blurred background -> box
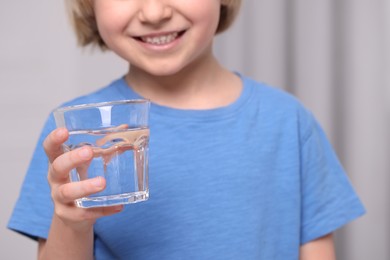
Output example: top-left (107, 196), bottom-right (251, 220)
top-left (1, 0), bottom-right (389, 259)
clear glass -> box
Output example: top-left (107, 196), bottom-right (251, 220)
top-left (53, 100), bottom-right (150, 208)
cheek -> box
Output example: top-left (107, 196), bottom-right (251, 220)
top-left (194, 6), bottom-right (221, 40)
top-left (176, 0), bottom-right (220, 30)
top-left (198, 3), bottom-right (220, 29)
top-left (94, 4), bottom-right (132, 41)
top-left (96, 16), bottom-right (121, 40)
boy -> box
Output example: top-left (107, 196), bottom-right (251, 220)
top-left (9, 0), bottom-right (364, 259)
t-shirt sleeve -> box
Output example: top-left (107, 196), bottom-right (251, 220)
top-left (7, 114), bottom-right (56, 241)
top-left (299, 113), bottom-right (365, 244)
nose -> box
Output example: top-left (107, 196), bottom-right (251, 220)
top-left (138, 0), bottom-right (173, 24)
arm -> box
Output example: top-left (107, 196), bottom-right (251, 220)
top-left (299, 233), bottom-right (336, 260)
top-left (38, 215), bottom-right (94, 260)
top-left (38, 128), bottom-right (123, 260)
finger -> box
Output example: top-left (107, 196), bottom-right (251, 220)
top-left (84, 205), bottom-right (124, 219)
top-left (54, 203), bottom-right (123, 224)
top-left (63, 205), bottom-right (124, 222)
top-left (55, 176), bottom-right (106, 204)
top-left (50, 146), bottom-right (93, 184)
top-left (43, 128), bottom-right (69, 163)
top-left (76, 159), bottom-right (91, 181)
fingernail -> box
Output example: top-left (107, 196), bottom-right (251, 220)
top-left (78, 147), bottom-right (91, 159)
top-left (91, 177), bottom-right (103, 188)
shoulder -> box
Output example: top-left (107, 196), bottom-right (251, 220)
top-left (242, 75), bottom-right (300, 108)
top-left (241, 74), bottom-right (315, 131)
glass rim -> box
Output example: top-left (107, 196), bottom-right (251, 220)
top-left (53, 99), bottom-right (150, 113)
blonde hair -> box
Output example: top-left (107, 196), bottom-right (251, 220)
top-left (65, 0), bottom-right (242, 49)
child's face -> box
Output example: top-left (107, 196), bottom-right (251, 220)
top-left (93, 0), bottom-right (221, 76)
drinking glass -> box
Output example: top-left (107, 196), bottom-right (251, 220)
top-left (53, 99), bottom-right (150, 208)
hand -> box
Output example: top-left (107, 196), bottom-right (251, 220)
top-left (43, 128), bottom-right (123, 231)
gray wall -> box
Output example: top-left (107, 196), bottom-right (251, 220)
top-left (1, 1), bottom-right (389, 259)
top-left (0, 1), bottom-right (126, 258)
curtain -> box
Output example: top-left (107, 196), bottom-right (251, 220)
top-left (215, 1), bottom-right (390, 259)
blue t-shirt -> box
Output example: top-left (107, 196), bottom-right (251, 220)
top-left (8, 75), bottom-right (365, 259)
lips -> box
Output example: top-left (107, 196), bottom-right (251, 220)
top-left (135, 30), bottom-right (186, 46)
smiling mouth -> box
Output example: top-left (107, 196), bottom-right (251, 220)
top-left (135, 30), bottom-right (186, 45)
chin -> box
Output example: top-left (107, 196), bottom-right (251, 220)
top-left (145, 66), bottom-right (184, 77)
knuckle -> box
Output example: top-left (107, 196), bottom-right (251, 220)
top-left (47, 165), bottom-right (53, 182)
top-left (58, 185), bottom-right (70, 201)
top-left (54, 206), bottom-right (67, 219)
top-left (50, 157), bottom-right (71, 183)
top-left (52, 171), bottom-right (68, 184)
top-left (50, 190), bottom-right (57, 202)
top-left (50, 160), bottom-right (62, 175)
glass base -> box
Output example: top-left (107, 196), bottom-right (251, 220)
top-left (75, 191), bottom-right (149, 208)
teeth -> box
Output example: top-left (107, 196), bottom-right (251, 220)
top-left (141, 32), bottom-right (179, 45)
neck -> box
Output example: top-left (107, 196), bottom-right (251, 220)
top-left (125, 51), bottom-right (241, 110)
